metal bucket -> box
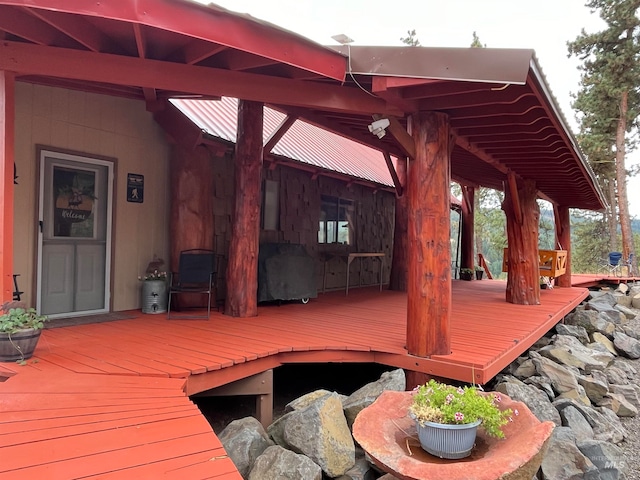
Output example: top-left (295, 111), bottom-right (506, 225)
top-left (141, 280), bottom-right (168, 314)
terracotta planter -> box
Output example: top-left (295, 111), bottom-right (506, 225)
top-left (414, 418), bottom-right (481, 459)
top-left (0, 328), bottom-right (41, 362)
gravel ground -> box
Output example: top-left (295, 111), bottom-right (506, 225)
top-left (615, 356), bottom-right (640, 480)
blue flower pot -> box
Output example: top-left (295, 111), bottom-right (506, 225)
top-left (415, 419), bottom-right (481, 459)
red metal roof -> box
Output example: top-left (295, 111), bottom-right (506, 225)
top-left (172, 97), bottom-right (397, 187)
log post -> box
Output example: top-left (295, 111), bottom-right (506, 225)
top-left (225, 100), bottom-right (263, 317)
top-left (389, 156), bottom-right (408, 291)
top-left (502, 178), bottom-right (540, 304)
top-left (406, 111), bottom-right (451, 357)
top-left (0, 71), bottom-right (14, 302)
top-left (554, 205), bottom-right (572, 288)
top-left (460, 185), bottom-right (475, 272)
top-left (169, 144), bottom-right (215, 308)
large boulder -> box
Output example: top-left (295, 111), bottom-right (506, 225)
top-left (540, 427), bottom-right (599, 480)
top-left (218, 417), bottom-right (275, 478)
top-left (553, 399), bottom-right (627, 444)
top-left (530, 351), bottom-right (589, 404)
top-left (559, 405), bottom-right (594, 443)
top-left (555, 324), bottom-right (590, 344)
top-left (248, 445), bottom-right (322, 480)
top-left (613, 331), bottom-right (640, 359)
top-left (495, 379), bottom-right (561, 426)
top-left (597, 392), bottom-right (638, 417)
top-left (284, 392), bottom-right (355, 477)
top-left (342, 369), bottom-right (405, 428)
top-left (577, 439), bottom-right (628, 480)
top-left (591, 332), bottom-right (617, 356)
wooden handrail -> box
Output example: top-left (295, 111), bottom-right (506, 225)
top-left (477, 253), bottom-right (493, 279)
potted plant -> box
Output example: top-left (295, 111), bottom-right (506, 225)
top-left (139, 255), bottom-right (168, 314)
top-left (459, 268), bottom-right (474, 281)
top-left (409, 379), bottom-right (512, 459)
top-left (0, 301), bottom-right (48, 363)
top-left (475, 265), bottom-right (485, 280)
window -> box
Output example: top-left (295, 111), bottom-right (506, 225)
top-left (262, 179), bottom-right (279, 230)
top-left (318, 195), bottom-right (354, 244)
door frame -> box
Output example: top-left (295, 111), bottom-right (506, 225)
top-left (36, 146), bottom-right (115, 318)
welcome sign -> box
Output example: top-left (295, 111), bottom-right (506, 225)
top-left (53, 166), bottom-right (96, 238)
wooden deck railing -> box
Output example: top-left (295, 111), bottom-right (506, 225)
top-left (502, 249), bottom-right (567, 278)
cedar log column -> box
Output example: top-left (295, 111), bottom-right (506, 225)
top-left (554, 205), bottom-right (572, 288)
top-left (406, 111), bottom-right (451, 357)
top-left (225, 100), bottom-right (263, 317)
top-left (169, 144), bottom-right (214, 308)
top-left (0, 71), bottom-right (14, 302)
top-left (460, 185), bottom-right (475, 272)
top-left (502, 178), bottom-right (540, 304)
top-left (389, 156), bottom-right (408, 291)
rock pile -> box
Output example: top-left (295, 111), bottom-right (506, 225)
top-left (218, 282), bottom-right (640, 479)
top-left (494, 282), bottom-right (640, 479)
top-left (219, 369), bottom-right (405, 479)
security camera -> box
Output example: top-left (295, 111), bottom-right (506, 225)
top-left (368, 118), bottom-right (390, 139)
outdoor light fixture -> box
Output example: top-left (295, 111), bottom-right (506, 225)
top-left (368, 118), bottom-right (390, 139)
top-left (331, 34), bottom-right (354, 45)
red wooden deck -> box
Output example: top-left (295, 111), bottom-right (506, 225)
top-left (572, 273), bottom-right (640, 288)
top-left (0, 280), bottom-right (588, 479)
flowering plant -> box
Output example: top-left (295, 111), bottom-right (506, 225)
top-left (139, 255), bottom-right (167, 281)
top-left (139, 270), bottom-right (167, 281)
top-left (409, 380), bottom-right (513, 438)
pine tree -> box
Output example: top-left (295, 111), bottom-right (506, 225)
top-left (568, 0), bottom-right (640, 270)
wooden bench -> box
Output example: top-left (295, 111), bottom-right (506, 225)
top-left (502, 249), bottom-right (567, 278)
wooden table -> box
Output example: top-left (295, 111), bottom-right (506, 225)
top-left (322, 252), bottom-right (385, 295)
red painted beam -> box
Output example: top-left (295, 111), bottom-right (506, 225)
top-left (0, 0), bottom-right (347, 81)
top-left (0, 71), bottom-right (14, 302)
top-left (0, 41), bottom-right (387, 115)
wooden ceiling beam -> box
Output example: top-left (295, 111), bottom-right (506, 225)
top-left (264, 115), bottom-right (297, 153)
top-left (0, 41), bottom-right (396, 116)
top-left (23, 7), bottom-right (108, 52)
top-left (373, 114), bottom-right (415, 159)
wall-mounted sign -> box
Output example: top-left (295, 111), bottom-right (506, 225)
top-left (127, 173), bottom-right (144, 203)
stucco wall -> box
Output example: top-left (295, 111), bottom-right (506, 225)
top-left (14, 83), bottom-right (170, 311)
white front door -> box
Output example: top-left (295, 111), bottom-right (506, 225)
top-left (37, 149), bottom-right (113, 318)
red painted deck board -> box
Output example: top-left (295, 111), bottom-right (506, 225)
top-left (0, 280), bottom-right (588, 478)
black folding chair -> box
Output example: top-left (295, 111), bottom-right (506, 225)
top-left (167, 249), bottom-right (216, 319)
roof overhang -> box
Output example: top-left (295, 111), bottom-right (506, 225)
top-left (0, 0), bottom-right (606, 211)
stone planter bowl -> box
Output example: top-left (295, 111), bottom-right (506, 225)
top-left (353, 390), bottom-right (555, 480)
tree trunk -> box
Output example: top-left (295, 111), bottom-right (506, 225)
top-left (606, 179), bottom-right (618, 253)
top-left (615, 91), bottom-right (635, 271)
top-left (225, 100), bottom-right (263, 318)
top-left (460, 185), bottom-right (475, 271)
top-left (502, 178), bottom-right (540, 305)
top-left (406, 111), bottom-right (451, 357)
top-left (170, 144), bottom-right (215, 308)
top-left (389, 157), bottom-right (408, 291)
top-left (474, 188), bottom-right (483, 267)
top-left (554, 205), bottom-right (572, 288)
